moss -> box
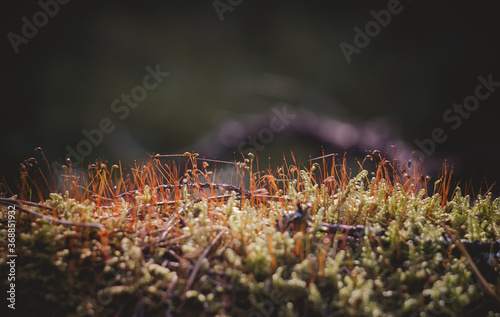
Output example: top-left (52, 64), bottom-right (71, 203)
top-left (1, 155), bottom-right (499, 316)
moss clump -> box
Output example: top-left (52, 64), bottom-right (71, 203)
top-left (1, 153), bottom-right (499, 316)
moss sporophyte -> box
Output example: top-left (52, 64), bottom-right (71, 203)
top-left (0, 151), bottom-right (499, 316)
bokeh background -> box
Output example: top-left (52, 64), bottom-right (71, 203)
top-left (1, 1), bottom-right (500, 194)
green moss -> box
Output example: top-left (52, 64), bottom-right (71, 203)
top-left (1, 163), bottom-right (500, 316)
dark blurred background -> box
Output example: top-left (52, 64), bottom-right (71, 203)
top-left (1, 1), bottom-right (499, 194)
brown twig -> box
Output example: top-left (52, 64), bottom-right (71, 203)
top-left (125, 189), bottom-right (287, 220)
top-left (0, 198), bottom-right (103, 229)
top-left (180, 229), bottom-right (227, 310)
top-left (116, 182), bottom-right (244, 198)
top-left (441, 222), bottom-right (500, 308)
top-left (0, 197), bottom-right (55, 211)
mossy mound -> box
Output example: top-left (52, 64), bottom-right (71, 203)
top-left (1, 155), bottom-right (499, 316)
